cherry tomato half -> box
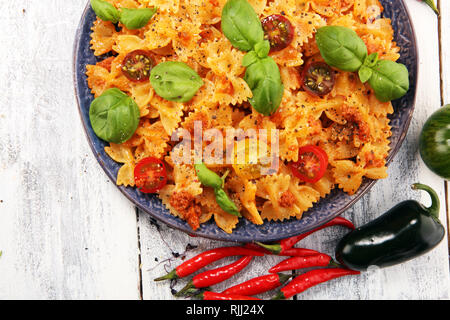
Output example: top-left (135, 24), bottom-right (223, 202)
top-left (121, 50), bottom-right (154, 82)
top-left (301, 61), bottom-right (335, 97)
top-left (134, 157), bottom-right (167, 193)
top-left (262, 14), bottom-right (295, 52)
top-left (290, 145), bottom-right (329, 183)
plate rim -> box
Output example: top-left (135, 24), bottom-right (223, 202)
top-left (72, 0), bottom-right (418, 242)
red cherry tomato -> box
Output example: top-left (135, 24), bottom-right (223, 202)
top-left (134, 157), bottom-right (167, 193)
top-left (262, 14), bottom-right (295, 52)
top-left (121, 50), bottom-right (154, 82)
top-left (301, 61), bottom-right (335, 97)
top-left (290, 146), bottom-right (329, 183)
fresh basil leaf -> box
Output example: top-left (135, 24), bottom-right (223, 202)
top-left (244, 56), bottom-right (284, 116)
top-left (150, 61), bottom-right (204, 103)
top-left (242, 51), bottom-right (259, 67)
top-left (194, 163), bottom-right (224, 189)
top-left (363, 52), bottom-right (379, 68)
top-left (254, 40), bottom-right (270, 58)
top-left (89, 88), bottom-right (140, 144)
top-left (358, 65), bottom-right (373, 83)
top-left (90, 0), bottom-right (121, 23)
top-left (359, 53), bottom-right (378, 83)
top-left (316, 26), bottom-right (368, 72)
top-left (214, 188), bottom-right (241, 217)
top-left (120, 7), bottom-right (157, 30)
top-left (221, 0), bottom-right (264, 52)
top-left (368, 60), bottom-right (409, 102)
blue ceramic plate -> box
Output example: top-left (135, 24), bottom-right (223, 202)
top-left (73, 0), bottom-right (418, 242)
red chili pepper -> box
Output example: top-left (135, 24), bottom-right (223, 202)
top-left (222, 273), bottom-right (292, 296)
top-left (243, 243), bottom-right (272, 254)
top-left (278, 248), bottom-right (321, 257)
top-left (256, 216), bottom-right (355, 255)
top-left (269, 253), bottom-right (339, 274)
top-left (196, 291), bottom-right (262, 300)
top-left (154, 247), bottom-right (264, 281)
top-left (272, 268), bottom-right (360, 300)
top-left (175, 256), bottom-right (253, 297)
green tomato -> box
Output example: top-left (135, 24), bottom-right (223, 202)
top-left (419, 105), bottom-right (450, 180)
top-left (89, 88), bottom-right (140, 144)
top-left (150, 61), bottom-right (203, 103)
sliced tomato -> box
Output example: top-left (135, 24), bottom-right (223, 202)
top-left (121, 50), bottom-right (154, 82)
top-left (134, 157), bottom-right (167, 193)
top-left (262, 14), bottom-right (295, 52)
top-left (290, 145), bottom-right (328, 183)
top-left (301, 61), bottom-right (335, 97)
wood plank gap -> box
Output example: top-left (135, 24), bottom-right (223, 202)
top-left (136, 207), bottom-right (144, 300)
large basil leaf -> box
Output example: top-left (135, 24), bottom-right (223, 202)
top-left (244, 56), bottom-right (284, 116)
top-left (90, 0), bottom-right (121, 23)
top-left (120, 7), bottom-right (157, 30)
top-left (221, 0), bottom-right (264, 52)
top-left (316, 26), bottom-right (368, 72)
top-left (89, 88), bottom-right (140, 144)
top-left (150, 61), bottom-right (204, 103)
top-left (368, 60), bottom-right (410, 102)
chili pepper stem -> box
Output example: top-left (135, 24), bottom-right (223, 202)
top-left (174, 281), bottom-right (196, 297)
top-left (329, 259), bottom-right (341, 267)
top-left (255, 242), bottom-right (281, 254)
top-left (423, 0), bottom-right (439, 15)
top-left (271, 292), bottom-right (286, 300)
top-left (154, 269), bottom-right (178, 282)
top-left (412, 183), bottom-right (440, 220)
top-left (278, 273), bottom-right (294, 284)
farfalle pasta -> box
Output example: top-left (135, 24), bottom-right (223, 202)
top-left (87, 0), bottom-right (400, 234)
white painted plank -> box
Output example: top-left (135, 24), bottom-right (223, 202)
top-left (139, 0), bottom-right (449, 300)
top-left (0, 1), bottom-right (141, 299)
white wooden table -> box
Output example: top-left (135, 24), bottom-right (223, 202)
top-left (0, 0), bottom-right (449, 300)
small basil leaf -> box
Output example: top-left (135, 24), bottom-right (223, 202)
top-left (90, 0), bottom-right (121, 23)
top-left (242, 51), bottom-right (259, 67)
top-left (363, 52), bottom-right (379, 68)
top-left (316, 26), bottom-right (368, 72)
top-left (358, 65), bottom-right (373, 83)
top-left (244, 56), bottom-right (284, 116)
top-left (150, 61), bottom-right (204, 103)
top-left (368, 60), bottom-right (410, 102)
top-left (89, 88), bottom-right (140, 144)
top-left (194, 163), bottom-right (223, 189)
top-left (254, 40), bottom-right (270, 58)
top-left (119, 7), bottom-right (157, 30)
top-left (221, 0), bottom-right (264, 52)
top-left (214, 188), bottom-right (241, 217)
